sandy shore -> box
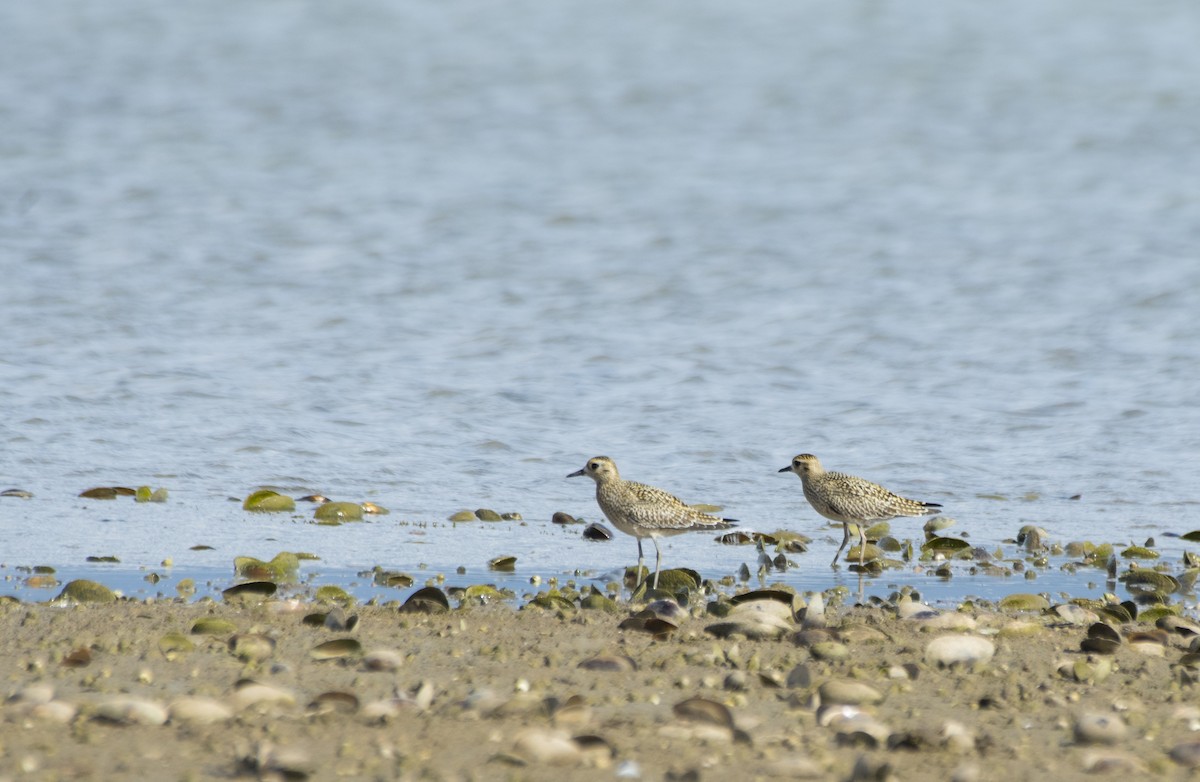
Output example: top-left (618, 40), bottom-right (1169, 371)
top-left (2, 586), bottom-right (1199, 781)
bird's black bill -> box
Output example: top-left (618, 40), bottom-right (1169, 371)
top-left (777, 466), bottom-right (792, 473)
top-left (566, 468), bottom-right (586, 478)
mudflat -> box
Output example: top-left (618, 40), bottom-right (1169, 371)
top-left (2, 591), bottom-right (1198, 781)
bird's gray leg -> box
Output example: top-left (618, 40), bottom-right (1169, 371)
top-left (858, 524), bottom-right (867, 567)
top-left (651, 537), bottom-right (662, 590)
top-left (636, 538), bottom-right (646, 590)
top-left (832, 522), bottom-right (851, 566)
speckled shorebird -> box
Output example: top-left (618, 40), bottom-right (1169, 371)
top-left (568, 456), bottom-right (737, 590)
top-left (779, 454), bottom-right (942, 567)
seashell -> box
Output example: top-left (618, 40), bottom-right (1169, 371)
top-left (231, 681), bottom-right (297, 712)
top-left (400, 586), bottom-right (449, 614)
top-left (1054, 603), bottom-right (1099, 625)
top-left (618, 614), bottom-right (676, 638)
top-left (1120, 569), bottom-right (1179, 594)
top-left (1074, 713), bottom-right (1128, 745)
top-left (1159, 615), bottom-right (1200, 637)
top-left (362, 649), bottom-right (403, 672)
top-left (552, 695), bottom-right (591, 726)
top-left (309, 691), bottom-right (359, 715)
top-left (1080, 751), bottom-right (1143, 773)
top-left (191, 617), bottom-right (237, 635)
top-left (1086, 622), bottom-right (1122, 643)
top-left (1170, 741), bottom-right (1200, 768)
top-left (924, 635), bottom-right (995, 668)
top-left (829, 712), bottom-right (892, 749)
top-left (448, 510), bottom-right (476, 522)
top-left (837, 623), bottom-right (891, 645)
top-left (572, 734), bottom-right (616, 766)
top-left (0, 488), bottom-right (33, 498)
top-left (229, 633), bottom-right (276, 662)
top-left (672, 696), bottom-right (751, 744)
top-left (706, 599), bottom-right (793, 640)
top-left (240, 742), bottom-right (312, 778)
top-left (922, 536), bottom-right (970, 554)
top-left (919, 613), bottom-right (978, 631)
top-left (360, 699), bottom-right (403, 723)
top-left (998, 593), bottom-right (1049, 611)
top-left (242, 490), bottom-right (295, 512)
top-left (809, 641), bottom-right (851, 662)
top-left (314, 585), bottom-right (354, 606)
top-left (579, 593), bottom-right (620, 612)
top-left (577, 654), bottom-right (637, 673)
top-left (157, 632), bottom-right (195, 660)
top-left (645, 598), bottom-right (689, 623)
top-left (551, 511), bottom-right (578, 525)
top-left (488, 555), bottom-right (517, 571)
top-left (792, 627), bottom-right (837, 647)
top-left (169, 697), bottom-right (233, 725)
top-left (310, 638), bottom-right (363, 661)
top-left (818, 679), bottom-right (884, 706)
top-left (654, 568), bottom-right (701, 592)
top-left (55, 580), bottom-right (117, 604)
top-left (581, 523), bottom-right (612, 541)
top-left (1066, 658), bottom-right (1113, 683)
top-left (897, 596), bottom-right (937, 620)
top-left (95, 697), bottom-right (168, 726)
top-left (12, 683), bottom-right (56, 705)
top-left (30, 701), bottom-right (77, 724)
top-left (1080, 637), bottom-right (1121, 655)
top-left (717, 531), bottom-right (755, 545)
top-left (923, 517), bottom-right (955, 534)
top-left (222, 581), bottom-right (277, 601)
top-left (314, 501), bottom-right (365, 522)
top-left (512, 727), bottom-right (582, 765)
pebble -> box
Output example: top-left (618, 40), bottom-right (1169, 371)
top-left (818, 679), bottom-right (884, 706)
top-left (167, 696), bottom-right (232, 725)
top-left (1169, 741), bottom-right (1200, 768)
top-left (1080, 750), bottom-right (1143, 773)
top-left (363, 649), bottom-right (404, 672)
top-left (924, 635), bottom-right (995, 668)
top-left (810, 641), bottom-right (851, 661)
top-left (512, 727), bottom-right (582, 765)
top-left (231, 682), bottom-right (297, 712)
top-left (95, 697), bottom-right (169, 726)
top-left (706, 602), bottom-right (793, 640)
top-left (29, 701), bottom-right (77, 724)
top-left (1073, 713), bottom-right (1128, 745)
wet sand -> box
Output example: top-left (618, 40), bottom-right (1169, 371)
top-left (2, 590), bottom-right (1198, 781)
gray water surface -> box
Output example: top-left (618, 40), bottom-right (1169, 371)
top-left (2, 1), bottom-right (1198, 605)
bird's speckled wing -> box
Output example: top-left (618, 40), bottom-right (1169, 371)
top-left (819, 472), bottom-right (935, 521)
top-left (608, 480), bottom-right (733, 532)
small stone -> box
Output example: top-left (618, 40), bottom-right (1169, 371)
top-left (810, 641), bottom-right (851, 662)
top-left (925, 635), bottom-right (995, 668)
top-left (1074, 713), bottom-right (1128, 746)
top-left (512, 728), bottom-right (581, 765)
top-left (169, 697), bottom-right (233, 725)
top-left (363, 649), bottom-right (404, 672)
top-left (818, 679), bottom-right (884, 706)
top-left (30, 701), bottom-right (77, 724)
top-left (1169, 741), bottom-right (1200, 768)
top-left (95, 697), bottom-right (169, 726)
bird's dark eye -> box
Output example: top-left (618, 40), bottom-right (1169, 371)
top-left (588, 462), bottom-right (598, 470)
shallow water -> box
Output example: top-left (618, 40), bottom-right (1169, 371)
top-left (2, 1), bottom-right (1198, 606)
